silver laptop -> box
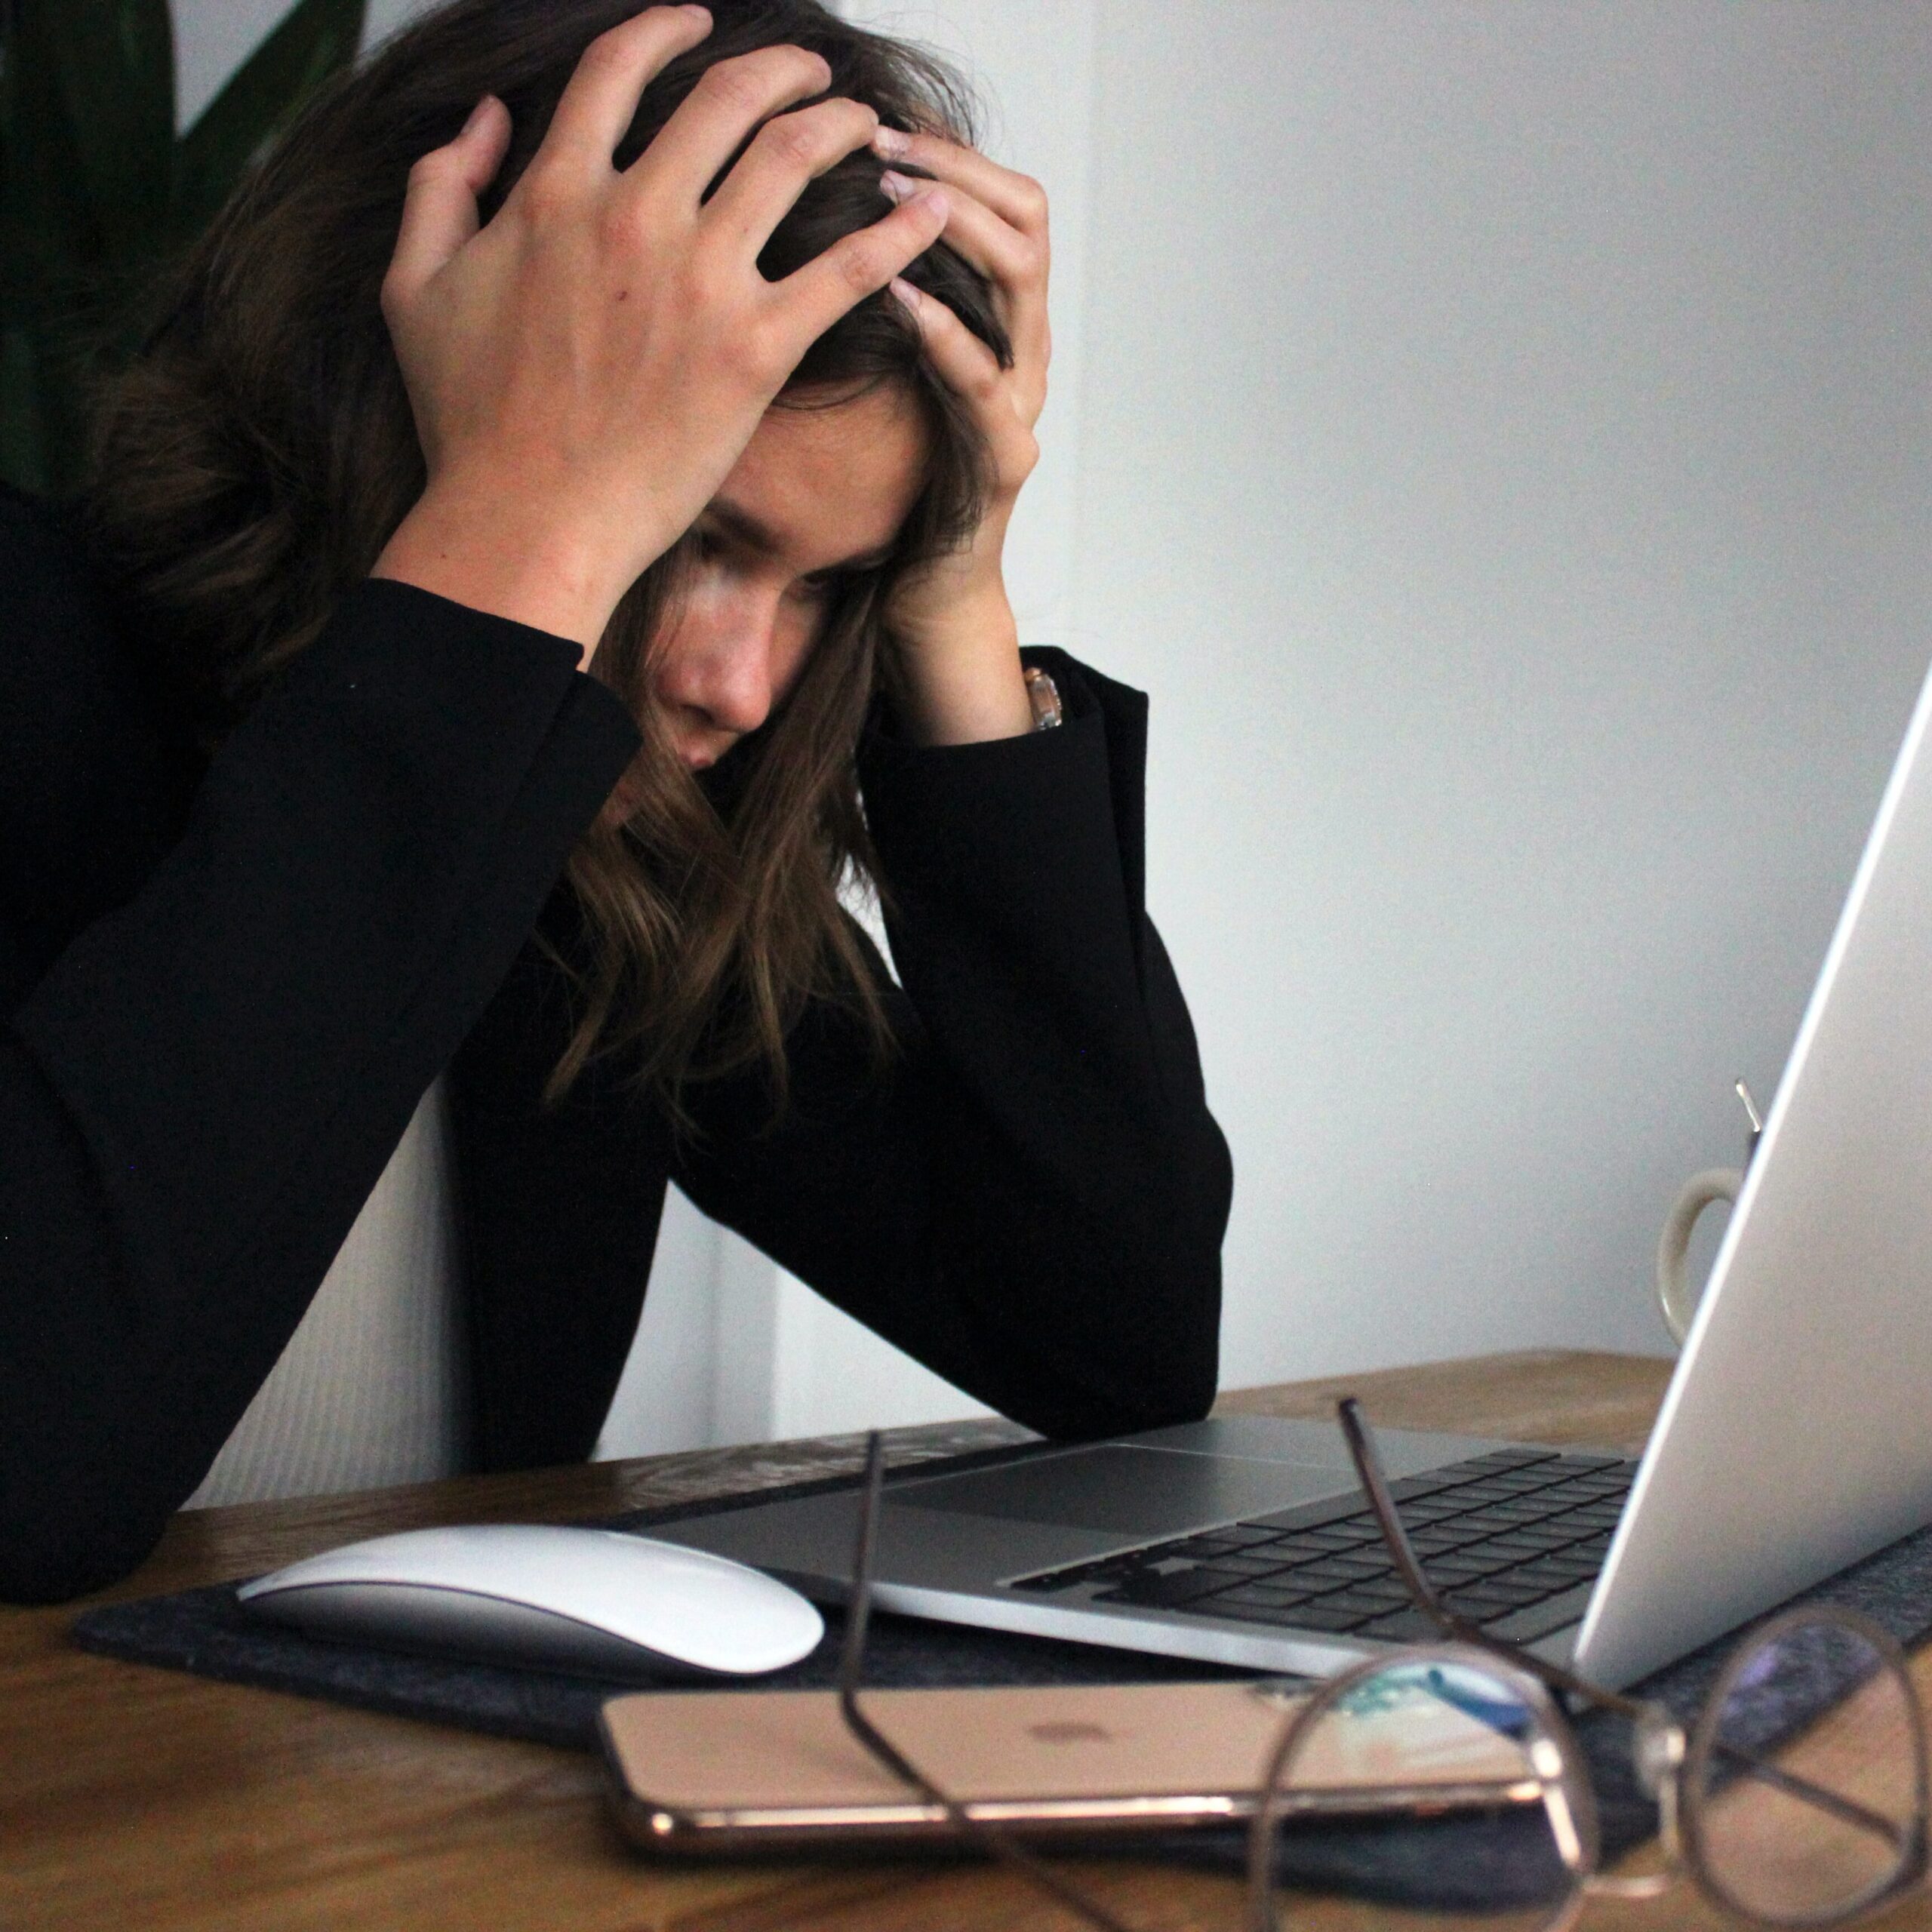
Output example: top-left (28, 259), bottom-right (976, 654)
top-left (661, 651), bottom-right (1932, 1691)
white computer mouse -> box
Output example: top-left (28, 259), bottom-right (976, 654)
top-left (235, 1524), bottom-right (825, 1680)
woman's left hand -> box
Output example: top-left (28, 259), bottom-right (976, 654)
top-left (872, 128), bottom-right (1048, 746)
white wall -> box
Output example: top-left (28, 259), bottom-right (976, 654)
top-left (171, 2), bottom-right (1932, 1445)
top-left (1069, 2), bottom-right (1932, 1383)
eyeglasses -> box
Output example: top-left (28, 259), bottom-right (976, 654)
top-left (834, 1409), bottom-right (1930, 1930)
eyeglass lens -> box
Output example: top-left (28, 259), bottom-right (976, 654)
top-left (1687, 1615), bottom-right (1923, 1924)
top-left (1253, 1652), bottom-right (1589, 1932)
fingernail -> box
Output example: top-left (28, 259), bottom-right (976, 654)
top-left (915, 187), bottom-right (949, 221)
top-left (461, 95), bottom-right (494, 135)
top-left (878, 169), bottom-right (915, 205)
top-left (873, 125), bottom-right (909, 158)
top-left (889, 276), bottom-right (921, 312)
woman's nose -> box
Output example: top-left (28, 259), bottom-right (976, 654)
top-left (672, 593), bottom-right (778, 738)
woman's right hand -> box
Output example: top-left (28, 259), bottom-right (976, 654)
top-left (371, 5), bottom-right (949, 660)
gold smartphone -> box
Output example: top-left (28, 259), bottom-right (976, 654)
top-left (599, 1678), bottom-right (1537, 1854)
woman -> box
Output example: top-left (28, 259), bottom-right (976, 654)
top-left (0, 0), bottom-right (1230, 1602)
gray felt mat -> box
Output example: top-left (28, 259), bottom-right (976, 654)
top-left (72, 1460), bottom-right (1932, 1912)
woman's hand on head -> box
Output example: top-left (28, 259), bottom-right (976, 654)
top-left (872, 130), bottom-right (1051, 746)
top-left (371, 5), bottom-right (949, 660)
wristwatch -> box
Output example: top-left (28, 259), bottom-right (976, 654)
top-left (1023, 665), bottom-right (1063, 731)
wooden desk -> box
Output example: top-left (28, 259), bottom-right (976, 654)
top-left (3, 1349), bottom-right (1921, 1930)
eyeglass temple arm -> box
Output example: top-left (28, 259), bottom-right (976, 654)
top-left (834, 1433), bottom-right (1146, 1932)
top-left (835, 1432), bottom-right (940, 1792)
top-left (1340, 1399), bottom-right (1915, 1852)
top-left (1337, 1397), bottom-right (1651, 1721)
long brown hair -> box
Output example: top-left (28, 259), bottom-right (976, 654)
top-left (83, 0), bottom-right (1009, 1115)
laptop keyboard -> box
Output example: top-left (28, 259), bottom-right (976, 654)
top-left (1007, 1446), bottom-right (1637, 1646)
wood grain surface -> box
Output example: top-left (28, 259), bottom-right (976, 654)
top-left (8, 1349), bottom-right (1924, 1932)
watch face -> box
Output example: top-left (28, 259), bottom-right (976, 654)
top-left (1024, 666), bottom-right (1063, 730)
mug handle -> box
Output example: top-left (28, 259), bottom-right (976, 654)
top-left (1656, 1168), bottom-right (1743, 1346)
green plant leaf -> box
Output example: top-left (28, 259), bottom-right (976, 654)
top-left (172, 0), bottom-right (366, 244)
top-left (0, 316), bottom-right (90, 498)
top-left (0, 321), bottom-right (51, 497)
top-left (41, 0), bottom-right (176, 266)
top-left (1, 0), bottom-right (119, 288)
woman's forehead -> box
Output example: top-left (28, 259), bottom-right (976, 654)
top-left (706, 385), bottom-right (930, 573)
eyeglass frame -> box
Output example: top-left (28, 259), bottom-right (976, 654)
top-left (830, 1409), bottom-right (1932, 1932)
top-left (1249, 1399), bottom-right (1931, 1929)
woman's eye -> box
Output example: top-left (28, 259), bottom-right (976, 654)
top-left (794, 569), bottom-right (871, 608)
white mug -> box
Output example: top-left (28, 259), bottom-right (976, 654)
top-left (1656, 1084), bottom-right (1763, 1348)
top-left (1655, 1167), bottom-right (1742, 1346)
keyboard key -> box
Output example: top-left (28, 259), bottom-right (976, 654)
top-left (1480, 1498), bottom-right (1561, 1521)
top-left (1484, 1586), bottom-right (1596, 1643)
top-left (1486, 1467), bottom-right (1576, 1491)
top-left (1418, 1546), bottom-right (1492, 1571)
top-left (1515, 1537), bottom-right (1592, 1568)
top-left (1211, 1582), bottom-right (1315, 1609)
top-left (1453, 1530), bottom-right (1546, 1561)
top-left (1510, 1572), bottom-right (1589, 1601)
top-left (1442, 1569), bottom-right (1543, 1598)
top-left (1291, 1553), bottom-right (1383, 1584)
top-left (1250, 1494), bottom-right (1381, 1534)
top-left (1475, 1576), bottom-right (1553, 1604)
top-left (1473, 1540), bottom-right (1563, 1564)
top-left (1209, 1600), bottom-right (1324, 1629)
top-left (1291, 1525), bottom-right (1379, 1551)
top-left (1441, 1484), bottom-right (1524, 1506)
top-left (1451, 1541), bottom-right (1534, 1567)
top-left (1411, 1531), bottom-right (1489, 1558)
top-left (1407, 1524), bottom-right (1477, 1546)
top-left (1210, 1603), bottom-right (1300, 1628)
top-left (1395, 1499), bottom-right (1466, 1523)
top-left (1339, 1579), bottom-right (1414, 1607)
top-left (1361, 1608), bottom-right (1447, 1642)
top-left (1380, 1477), bottom-right (1457, 1504)
top-left (1167, 1533), bottom-right (1262, 1556)
top-left (1294, 1541), bottom-right (1382, 1565)
top-left (1185, 1525), bottom-right (1284, 1549)
top-left (1346, 1555), bottom-right (1402, 1578)
top-left (1537, 1555), bottom-right (1603, 1580)
top-left (1484, 1531), bottom-right (1570, 1554)
top-left (1444, 1588), bottom-right (1544, 1620)
top-left (1445, 1546), bottom-right (1519, 1572)
top-left (1094, 1567), bottom-right (1253, 1608)
top-left (1317, 1590), bottom-right (1407, 1620)
top-left (1276, 1555), bottom-right (1359, 1579)
top-left (1278, 1601), bottom-right (1378, 1632)
top-left (1201, 1552), bottom-right (1296, 1577)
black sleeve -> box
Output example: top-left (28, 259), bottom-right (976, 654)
top-left (0, 563), bottom-right (639, 1602)
top-left (669, 648), bottom-right (1232, 1441)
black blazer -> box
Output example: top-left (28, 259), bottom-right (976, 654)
top-left (0, 488), bottom-right (1232, 1603)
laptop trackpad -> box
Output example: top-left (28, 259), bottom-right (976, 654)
top-left (889, 1444), bottom-right (1355, 1539)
